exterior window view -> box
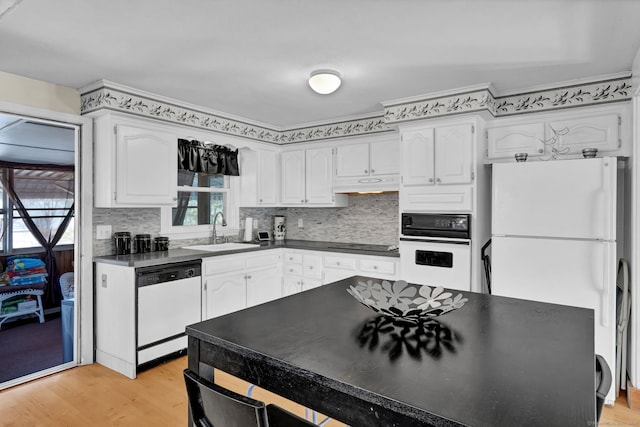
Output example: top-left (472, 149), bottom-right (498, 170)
top-left (1, 1), bottom-right (640, 426)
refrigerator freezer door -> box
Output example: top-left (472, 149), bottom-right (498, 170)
top-left (492, 157), bottom-right (616, 240)
top-left (492, 236), bottom-right (616, 403)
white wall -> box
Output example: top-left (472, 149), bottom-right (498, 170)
top-left (0, 72), bottom-right (93, 370)
top-left (0, 70), bottom-right (80, 114)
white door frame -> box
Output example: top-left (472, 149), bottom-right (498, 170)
top-left (0, 101), bottom-right (93, 370)
top-left (630, 88), bottom-right (640, 387)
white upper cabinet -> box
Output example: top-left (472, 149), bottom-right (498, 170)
top-left (335, 143), bottom-right (370, 177)
top-left (281, 147), bottom-right (347, 206)
top-left (485, 105), bottom-right (629, 162)
top-left (370, 139), bottom-right (400, 176)
top-left (334, 136), bottom-right (400, 193)
top-left (93, 114), bottom-right (178, 208)
top-left (306, 147), bottom-right (334, 204)
top-left (487, 122), bottom-right (546, 159)
top-left (401, 124), bottom-right (472, 186)
top-left (550, 113), bottom-right (620, 153)
top-left (257, 150), bottom-right (278, 205)
top-left (239, 147), bottom-right (279, 207)
top-left (281, 150), bottom-right (307, 204)
top-left (400, 128), bottom-right (435, 186)
top-left (435, 124), bottom-right (473, 184)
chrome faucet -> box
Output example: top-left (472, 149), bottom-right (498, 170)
top-left (211, 211), bottom-right (227, 244)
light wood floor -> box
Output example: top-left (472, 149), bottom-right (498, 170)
top-left (0, 356), bottom-right (637, 426)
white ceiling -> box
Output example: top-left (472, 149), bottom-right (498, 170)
top-left (0, 0), bottom-right (640, 129)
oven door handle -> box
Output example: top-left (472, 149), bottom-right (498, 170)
top-left (399, 237), bottom-right (470, 245)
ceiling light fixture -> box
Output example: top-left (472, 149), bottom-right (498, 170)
top-left (308, 70), bottom-right (341, 95)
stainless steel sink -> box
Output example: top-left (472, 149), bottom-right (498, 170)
top-left (183, 243), bottom-right (260, 252)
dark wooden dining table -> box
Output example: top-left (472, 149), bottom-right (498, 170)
top-left (186, 276), bottom-right (596, 426)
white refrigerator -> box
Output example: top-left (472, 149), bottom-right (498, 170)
top-left (491, 157), bottom-right (619, 404)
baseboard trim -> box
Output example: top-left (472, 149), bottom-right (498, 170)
top-left (626, 380), bottom-right (640, 409)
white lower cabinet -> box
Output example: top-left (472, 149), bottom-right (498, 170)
top-left (283, 251), bottom-right (323, 295)
top-left (203, 248), bottom-right (399, 317)
top-left (246, 264), bottom-right (282, 306)
top-left (203, 271), bottom-right (247, 319)
top-left (323, 254), bottom-right (358, 284)
top-left (202, 251), bottom-right (282, 320)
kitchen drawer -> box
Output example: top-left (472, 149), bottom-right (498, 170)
top-left (247, 252), bottom-right (282, 269)
top-left (203, 255), bottom-right (245, 275)
top-left (284, 252), bottom-right (303, 264)
top-left (303, 255), bottom-right (323, 279)
top-left (284, 264), bottom-right (303, 276)
top-left (324, 255), bottom-right (357, 270)
top-left (360, 259), bottom-right (396, 276)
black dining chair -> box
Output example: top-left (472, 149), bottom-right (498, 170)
top-left (183, 369), bottom-right (316, 427)
top-left (595, 354), bottom-right (612, 423)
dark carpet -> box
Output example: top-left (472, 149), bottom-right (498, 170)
top-left (0, 314), bottom-right (63, 383)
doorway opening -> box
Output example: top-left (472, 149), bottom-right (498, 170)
top-left (0, 112), bottom-right (78, 387)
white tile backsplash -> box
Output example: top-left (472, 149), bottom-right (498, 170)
top-left (93, 193), bottom-right (399, 256)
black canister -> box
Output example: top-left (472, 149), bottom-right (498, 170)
top-left (154, 236), bottom-right (170, 251)
top-left (114, 232), bottom-right (131, 255)
top-left (134, 234), bottom-right (152, 253)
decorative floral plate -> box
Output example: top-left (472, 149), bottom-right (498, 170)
top-left (347, 279), bottom-right (468, 319)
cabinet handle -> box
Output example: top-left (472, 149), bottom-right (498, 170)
top-left (435, 178), bottom-right (441, 183)
top-left (259, 198), bottom-right (263, 202)
top-left (289, 268), bottom-right (294, 272)
top-left (305, 199), bottom-right (308, 203)
top-left (373, 265), bottom-right (378, 270)
top-left (538, 148), bottom-right (544, 153)
top-left (364, 169), bottom-right (368, 174)
top-left (247, 275), bottom-right (252, 279)
top-left (309, 266), bottom-right (314, 269)
top-left (336, 261), bottom-right (340, 266)
top-left (428, 178), bottom-right (434, 183)
top-left (289, 257), bottom-right (293, 261)
top-left (371, 169), bottom-right (375, 173)
top-left (301, 199), bottom-right (305, 203)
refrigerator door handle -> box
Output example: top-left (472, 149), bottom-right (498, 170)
top-left (601, 243), bottom-right (612, 327)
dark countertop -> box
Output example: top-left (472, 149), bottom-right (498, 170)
top-left (93, 239), bottom-right (399, 268)
top-left (187, 276), bottom-right (596, 427)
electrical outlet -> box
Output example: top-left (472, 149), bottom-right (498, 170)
top-left (298, 218), bottom-right (303, 228)
top-left (253, 220), bottom-right (258, 229)
top-left (96, 225), bottom-right (112, 239)
top-left (101, 273), bottom-right (107, 288)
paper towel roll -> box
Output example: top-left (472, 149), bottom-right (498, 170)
top-left (243, 217), bottom-right (253, 241)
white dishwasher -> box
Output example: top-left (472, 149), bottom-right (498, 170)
top-left (136, 260), bottom-right (202, 369)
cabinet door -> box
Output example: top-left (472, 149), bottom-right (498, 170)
top-left (246, 265), bottom-right (282, 307)
top-left (401, 128), bottom-right (435, 186)
top-left (305, 147), bottom-right (334, 204)
top-left (435, 124), bottom-right (472, 185)
top-left (301, 278), bottom-right (323, 291)
top-left (282, 275), bottom-right (301, 296)
top-left (335, 143), bottom-right (369, 177)
top-left (281, 150), bottom-right (306, 205)
top-left (115, 124), bottom-right (177, 206)
top-left (203, 271), bottom-right (246, 320)
top-left (370, 139), bottom-right (399, 176)
top-left (257, 150), bottom-right (278, 205)
top-left (303, 254), bottom-right (323, 279)
top-left (487, 122), bottom-right (546, 159)
top-left (551, 113), bottom-right (620, 153)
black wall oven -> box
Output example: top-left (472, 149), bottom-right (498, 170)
top-left (399, 213), bottom-right (471, 291)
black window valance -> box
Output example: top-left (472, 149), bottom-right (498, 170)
top-left (177, 138), bottom-right (239, 176)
